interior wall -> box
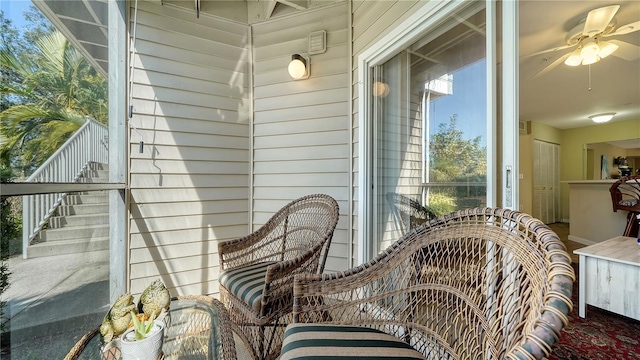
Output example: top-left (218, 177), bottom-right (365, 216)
top-left (251, 3), bottom-right (350, 272)
top-left (127, 2), bottom-right (251, 296)
top-left (560, 118), bottom-right (640, 221)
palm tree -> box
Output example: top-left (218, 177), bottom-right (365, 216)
top-left (0, 30), bottom-right (107, 176)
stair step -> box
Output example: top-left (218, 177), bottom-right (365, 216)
top-left (48, 213), bottom-right (109, 228)
top-left (27, 237), bottom-right (109, 258)
top-left (64, 194), bottom-right (108, 205)
top-left (57, 203), bottom-right (109, 216)
top-left (37, 224), bottom-right (109, 242)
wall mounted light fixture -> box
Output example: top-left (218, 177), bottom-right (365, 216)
top-left (288, 54), bottom-right (309, 80)
top-left (589, 112), bottom-right (616, 123)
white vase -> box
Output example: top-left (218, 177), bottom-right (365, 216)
top-left (119, 320), bottom-right (165, 360)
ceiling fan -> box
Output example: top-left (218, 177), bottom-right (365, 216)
top-left (526, 4), bottom-right (640, 79)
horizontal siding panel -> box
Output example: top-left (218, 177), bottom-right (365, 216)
top-left (130, 160), bottom-right (248, 175)
top-left (131, 278), bottom-right (219, 297)
top-left (135, 18), bottom-right (247, 57)
top-left (129, 127), bottom-right (248, 149)
top-left (132, 84), bottom-right (243, 112)
top-left (130, 257), bottom-right (220, 279)
top-left (130, 241), bottom-right (222, 261)
top-left (253, 144), bottom-right (349, 161)
top-left (134, 115), bottom-right (248, 136)
top-left (131, 188), bottom-right (248, 203)
top-left (130, 145), bottom-right (248, 162)
top-left (254, 159), bottom-right (349, 174)
top-left (254, 103), bottom-right (349, 123)
top-left (130, 174), bottom-right (249, 189)
top-left (132, 99), bottom-right (250, 124)
top-left (252, 187), bottom-right (350, 201)
top-left (133, 70), bottom-right (247, 100)
top-left (130, 226), bottom-right (247, 247)
top-left (254, 116), bottom-right (346, 136)
top-left (136, 38), bottom-right (243, 73)
top-left (255, 88), bottom-right (349, 111)
top-left (135, 53), bottom-right (248, 86)
top-left (254, 130), bottom-right (348, 148)
top-left (253, 173), bottom-right (349, 187)
top-left (130, 212), bottom-right (246, 234)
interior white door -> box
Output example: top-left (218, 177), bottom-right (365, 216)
top-left (533, 139), bottom-right (560, 223)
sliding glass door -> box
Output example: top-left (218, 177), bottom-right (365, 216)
top-left (359, 1), bottom-right (516, 259)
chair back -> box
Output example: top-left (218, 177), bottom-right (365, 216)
top-left (254, 194), bottom-right (339, 274)
top-left (293, 208), bottom-right (574, 359)
top-left (609, 175), bottom-right (640, 212)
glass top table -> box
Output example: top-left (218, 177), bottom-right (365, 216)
top-left (65, 295), bottom-right (237, 360)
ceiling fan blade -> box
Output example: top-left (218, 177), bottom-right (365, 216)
top-left (520, 43), bottom-right (575, 59)
top-left (528, 53), bottom-right (571, 80)
top-left (583, 5), bottom-right (620, 37)
top-left (609, 40), bottom-right (640, 61)
top-left (604, 20), bottom-right (640, 36)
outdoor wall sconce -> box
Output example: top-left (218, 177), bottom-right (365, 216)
top-left (288, 54), bottom-right (310, 80)
top-left (372, 81), bottom-right (390, 97)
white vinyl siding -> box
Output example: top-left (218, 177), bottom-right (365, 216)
top-left (251, 3), bottom-right (350, 272)
top-left (128, 2), bottom-right (250, 296)
top-left (351, 0), bottom-right (429, 264)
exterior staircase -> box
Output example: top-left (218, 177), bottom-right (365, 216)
top-left (27, 162), bottom-right (110, 258)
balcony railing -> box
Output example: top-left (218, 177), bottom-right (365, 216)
top-left (22, 118), bottom-right (108, 258)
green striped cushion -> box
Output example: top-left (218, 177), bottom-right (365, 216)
top-left (218, 261), bottom-right (276, 312)
top-left (280, 323), bottom-right (426, 360)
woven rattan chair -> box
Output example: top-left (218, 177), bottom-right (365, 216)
top-left (280, 207), bottom-right (575, 360)
top-left (387, 192), bottom-right (437, 235)
top-left (609, 175), bottom-right (640, 237)
top-left (218, 194), bottom-right (339, 360)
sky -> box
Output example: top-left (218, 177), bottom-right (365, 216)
top-left (1, 0), bottom-right (32, 30)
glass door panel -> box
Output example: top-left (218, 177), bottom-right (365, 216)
top-left (372, 4), bottom-right (488, 255)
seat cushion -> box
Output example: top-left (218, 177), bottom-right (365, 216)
top-left (619, 199), bottom-right (638, 207)
top-left (218, 261), bottom-right (276, 312)
top-left (280, 323), bottom-right (426, 360)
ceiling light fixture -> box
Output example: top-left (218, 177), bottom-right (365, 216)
top-left (564, 37), bottom-right (619, 67)
top-left (589, 112), bottom-right (616, 123)
top-left (288, 54), bottom-right (309, 80)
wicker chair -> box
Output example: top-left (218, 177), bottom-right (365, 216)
top-left (281, 208), bottom-right (575, 360)
top-left (218, 194), bottom-right (339, 360)
top-left (386, 192), bottom-right (437, 235)
top-left (609, 175), bottom-right (640, 237)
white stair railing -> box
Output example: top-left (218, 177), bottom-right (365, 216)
top-left (22, 117), bottom-right (109, 258)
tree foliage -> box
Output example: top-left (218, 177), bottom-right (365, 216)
top-left (0, 8), bottom-right (107, 177)
top-left (429, 115), bottom-right (487, 208)
top-left (430, 115), bottom-right (487, 182)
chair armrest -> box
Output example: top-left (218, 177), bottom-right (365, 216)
top-left (291, 249), bottom-right (403, 325)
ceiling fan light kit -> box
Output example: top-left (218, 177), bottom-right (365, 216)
top-left (531, 4), bottom-right (639, 77)
top-left (589, 112), bottom-right (616, 123)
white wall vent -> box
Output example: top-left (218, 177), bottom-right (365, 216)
top-left (308, 30), bottom-right (326, 55)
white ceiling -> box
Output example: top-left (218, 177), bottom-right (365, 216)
top-left (519, 1), bottom-right (640, 130)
